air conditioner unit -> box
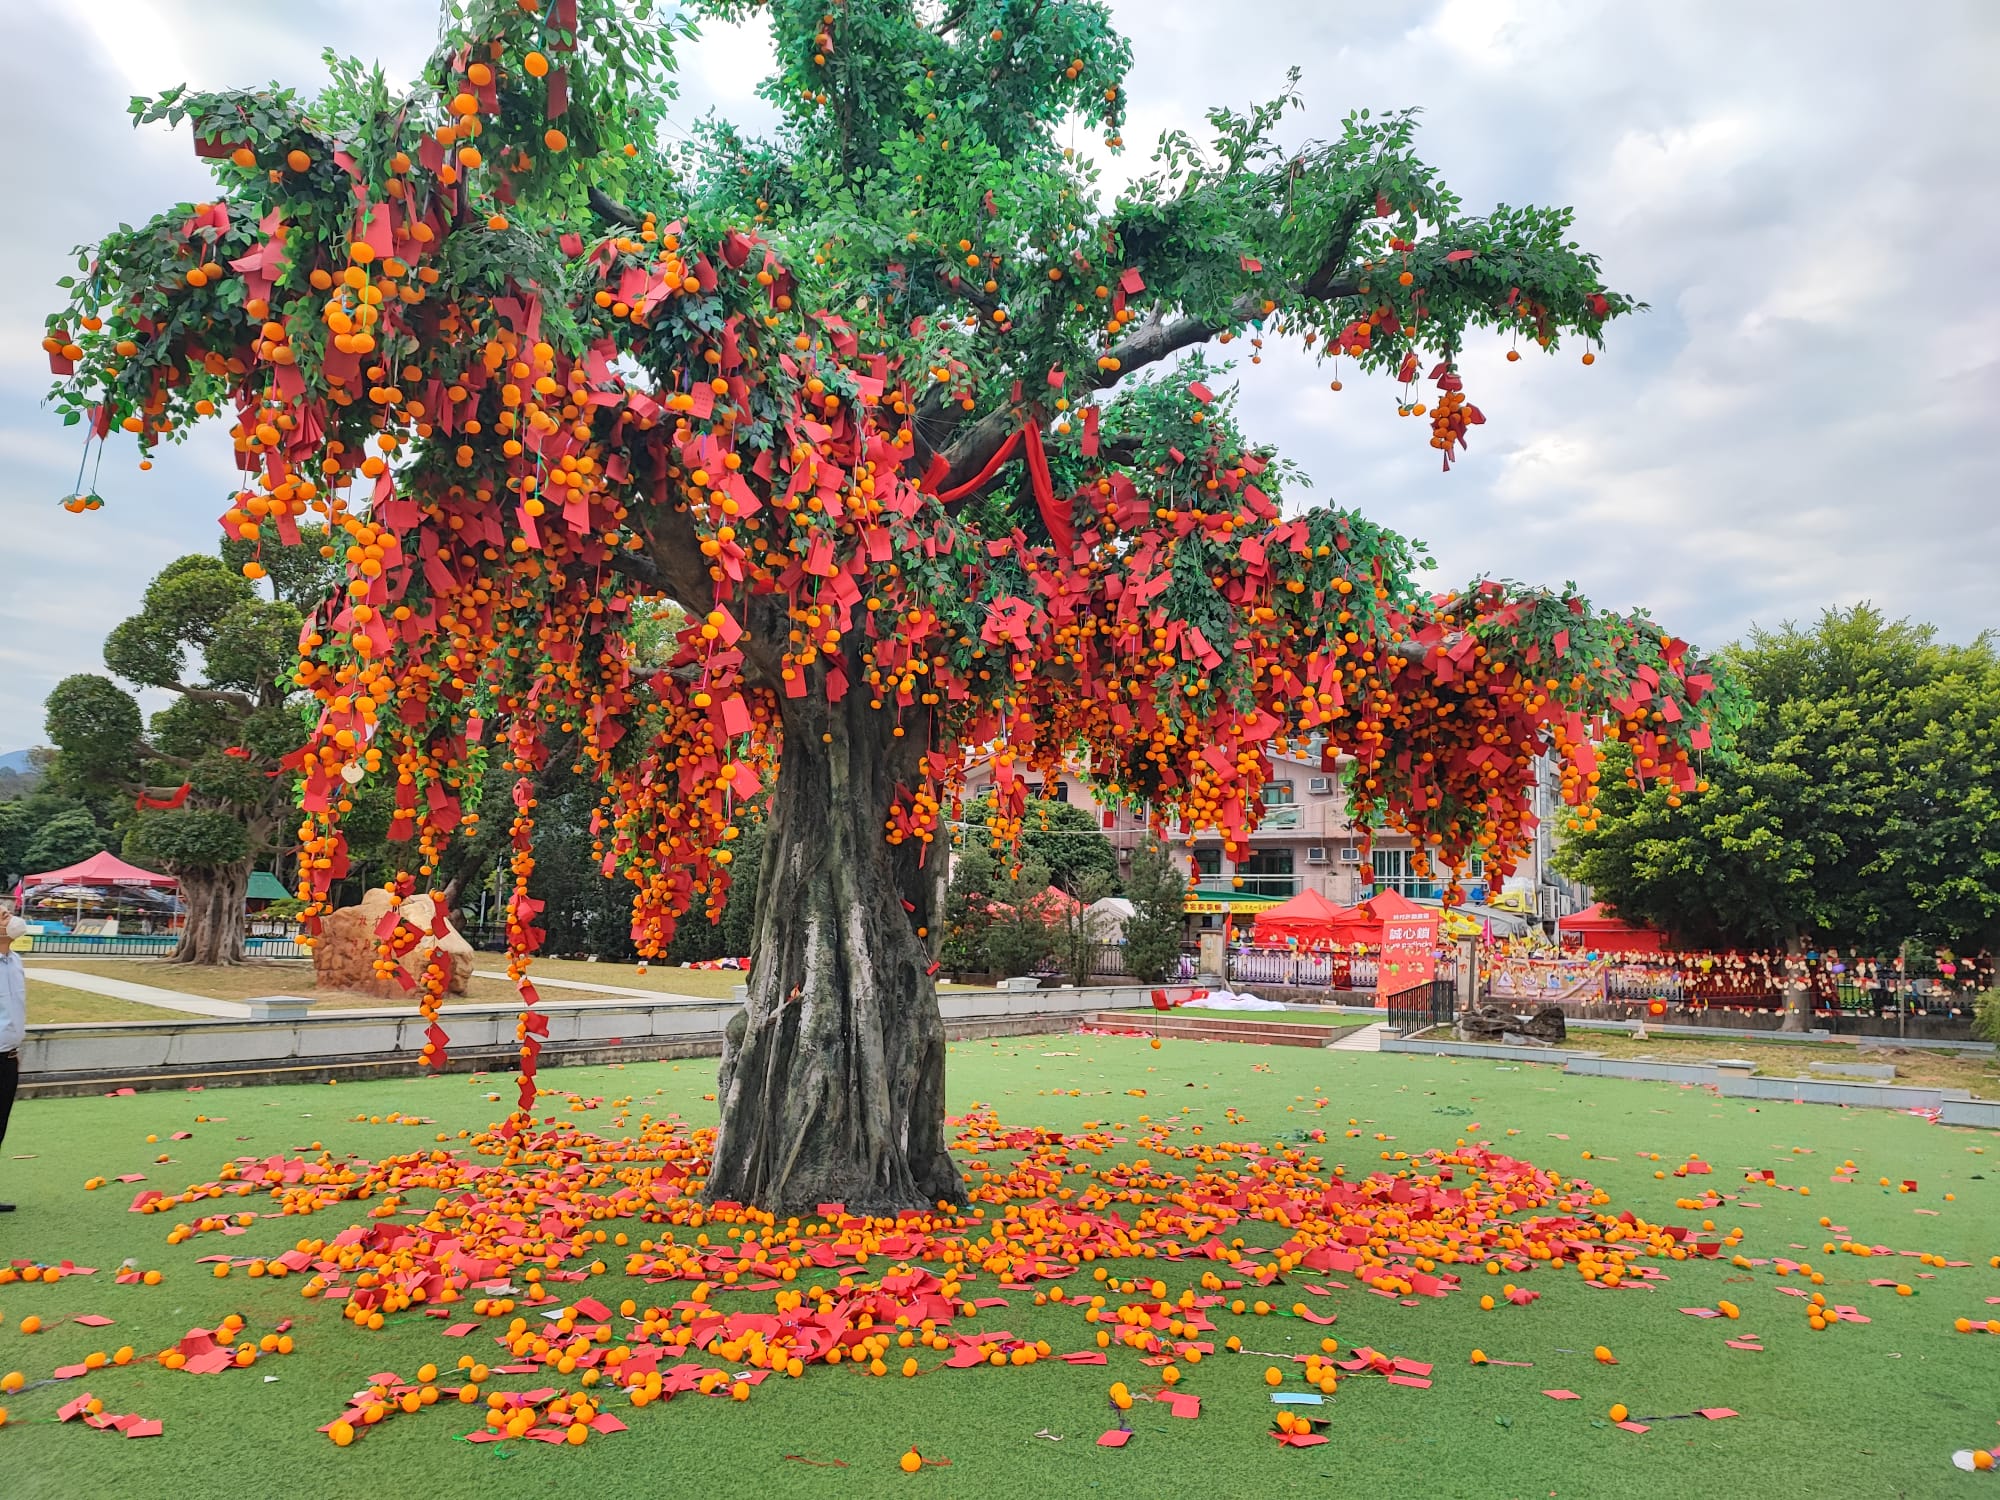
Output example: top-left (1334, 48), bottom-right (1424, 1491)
top-left (1307, 847), bottom-right (1328, 865)
top-left (1338, 847), bottom-right (1360, 864)
top-left (1309, 777), bottom-right (1333, 794)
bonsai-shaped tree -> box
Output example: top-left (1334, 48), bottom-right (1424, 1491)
top-left (44, 552), bottom-right (311, 962)
top-left (41, 0), bottom-right (1742, 1209)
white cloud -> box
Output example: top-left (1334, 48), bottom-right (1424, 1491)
top-left (0, 0), bottom-right (1996, 757)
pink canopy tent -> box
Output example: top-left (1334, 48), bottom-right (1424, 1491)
top-left (1559, 900), bottom-right (1666, 955)
top-left (14, 850), bottom-right (177, 905)
top-left (1249, 888), bottom-right (1349, 946)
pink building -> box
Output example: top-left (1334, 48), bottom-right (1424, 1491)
top-left (960, 750), bottom-right (1447, 932)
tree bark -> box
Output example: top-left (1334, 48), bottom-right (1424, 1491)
top-left (171, 862), bottom-right (250, 965)
top-left (706, 685), bottom-right (963, 1216)
top-left (1780, 932), bottom-right (1812, 1033)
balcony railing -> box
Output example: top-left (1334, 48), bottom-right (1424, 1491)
top-left (1225, 874), bottom-right (1298, 898)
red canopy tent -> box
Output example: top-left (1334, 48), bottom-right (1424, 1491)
top-left (1249, 888), bottom-right (1349, 946)
top-left (1559, 901), bottom-right (1666, 955)
top-left (14, 850), bottom-right (177, 905)
top-left (1320, 889), bottom-right (1430, 946)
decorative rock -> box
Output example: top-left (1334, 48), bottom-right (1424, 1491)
top-left (1458, 1004), bottom-right (1565, 1044)
top-left (313, 889), bottom-right (473, 999)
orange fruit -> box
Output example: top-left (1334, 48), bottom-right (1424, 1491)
top-left (900, 1449), bottom-right (923, 1473)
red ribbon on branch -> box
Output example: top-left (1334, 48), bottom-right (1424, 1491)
top-left (930, 419), bottom-right (1074, 554)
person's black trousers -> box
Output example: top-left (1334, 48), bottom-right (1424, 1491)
top-left (0, 1051), bottom-right (17, 1150)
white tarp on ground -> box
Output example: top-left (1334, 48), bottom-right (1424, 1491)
top-left (1189, 989), bottom-right (1286, 1010)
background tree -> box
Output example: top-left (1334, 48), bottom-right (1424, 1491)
top-left (1052, 869), bottom-right (1118, 986)
top-left (1557, 606), bottom-right (2000, 1027)
top-left (19, 807), bottom-right (107, 876)
top-left (939, 839), bottom-right (999, 978)
top-left (1122, 837), bottom-right (1189, 984)
top-left (43, 552), bottom-right (310, 963)
top-left (966, 793), bottom-right (1119, 894)
top-left (982, 854), bottom-right (1057, 981)
top-left (45, 0), bottom-right (1738, 1208)
top-left (0, 788), bottom-right (121, 888)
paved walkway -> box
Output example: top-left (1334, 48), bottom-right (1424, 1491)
top-left (25, 966), bottom-right (252, 1019)
top-left (1329, 1021), bottom-right (1391, 1052)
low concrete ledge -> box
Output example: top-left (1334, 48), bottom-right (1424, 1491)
top-left (1376, 1034), bottom-right (1997, 1129)
top-left (1565, 1056), bottom-right (1730, 1086)
top-left (1807, 1060), bottom-right (1897, 1081)
top-left (1941, 1097), bottom-right (2000, 1129)
top-left (18, 986), bottom-right (1148, 1099)
top-left (1379, 1037), bottom-right (1597, 1065)
top-left (1714, 1073), bottom-right (1953, 1111)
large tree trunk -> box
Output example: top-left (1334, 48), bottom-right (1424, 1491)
top-left (706, 686), bottom-right (962, 1216)
top-left (171, 862), bottom-right (249, 965)
top-left (1779, 932), bottom-right (1813, 1032)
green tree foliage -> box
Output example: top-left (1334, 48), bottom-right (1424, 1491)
top-left (1557, 605), bottom-right (2000, 969)
top-left (1122, 837), bottom-right (1189, 983)
top-left (1052, 869), bottom-right (1117, 986)
top-left (20, 806), bottom-right (108, 875)
top-left (940, 839), bottom-right (999, 977)
top-left (0, 791), bottom-right (118, 885)
top-left (982, 854), bottom-right (1056, 979)
top-left (966, 793), bottom-right (1118, 893)
top-left (43, 550), bottom-right (311, 962)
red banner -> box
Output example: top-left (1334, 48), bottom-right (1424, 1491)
top-left (1376, 910), bottom-right (1438, 1005)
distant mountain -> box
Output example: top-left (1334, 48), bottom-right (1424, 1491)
top-left (0, 749), bottom-right (36, 775)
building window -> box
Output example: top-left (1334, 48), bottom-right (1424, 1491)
top-left (1234, 848), bottom-right (1295, 898)
top-left (1264, 780), bottom-right (1295, 807)
top-left (1368, 849), bottom-right (1483, 898)
top-left (1049, 781), bottom-right (1070, 802)
top-left (1194, 848), bottom-right (1222, 878)
top-left (1369, 847), bottom-right (1424, 896)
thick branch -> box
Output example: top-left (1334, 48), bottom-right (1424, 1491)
top-left (926, 266), bottom-right (1360, 492)
top-left (588, 186), bottom-right (644, 228)
top-left (166, 682), bottom-right (260, 713)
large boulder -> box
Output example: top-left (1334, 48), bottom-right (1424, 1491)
top-left (1458, 1003), bottom-right (1567, 1045)
top-left (314, 888), bottom-right (475, 1000)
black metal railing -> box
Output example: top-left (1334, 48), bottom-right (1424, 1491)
top-left (1385, 976), bottom-right (1458, 1037)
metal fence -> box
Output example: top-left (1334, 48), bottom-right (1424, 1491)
top-left (1597, 956), bottom-right (1983, 1019)
top-left (24, 931), bottom-right (310, 959)
top-left (1386, 976), bottom-right (1458, 1036)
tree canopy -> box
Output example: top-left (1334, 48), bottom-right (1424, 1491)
top-left (42, 0), bottom-right (1738, 1184)
top-left (1556, 606), bottom-right (2000, 956)
top-left (43, 550), bottom-right (310, 961)
top-left (964, 792), bottom-right (1117, 892)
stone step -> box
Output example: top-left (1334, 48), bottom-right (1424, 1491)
top-left (1329, 1022), bottom-right (1391, 1052)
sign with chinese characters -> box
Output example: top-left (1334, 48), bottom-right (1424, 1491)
top-left (1377, 910), bottom-right (1438, 1001)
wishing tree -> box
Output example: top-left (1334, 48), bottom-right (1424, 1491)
top-left (41, 0), bottom-right (1741, 1211)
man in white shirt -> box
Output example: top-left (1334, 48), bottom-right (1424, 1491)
top-left (0, 912), bottom-right (25, 1211)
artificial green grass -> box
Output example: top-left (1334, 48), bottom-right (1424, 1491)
top-left (0, 1039), bottom-right (1995, 1499)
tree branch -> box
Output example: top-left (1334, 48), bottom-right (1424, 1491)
top-left (588, 185), bottom-right (644, 227)
top-left (166, 682), bottom-right (260, 713)
top-left (920, 202), bottom-right (1370, 496)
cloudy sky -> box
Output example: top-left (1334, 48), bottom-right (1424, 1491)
top-left (2, 0), bottom-right (1995, 751)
